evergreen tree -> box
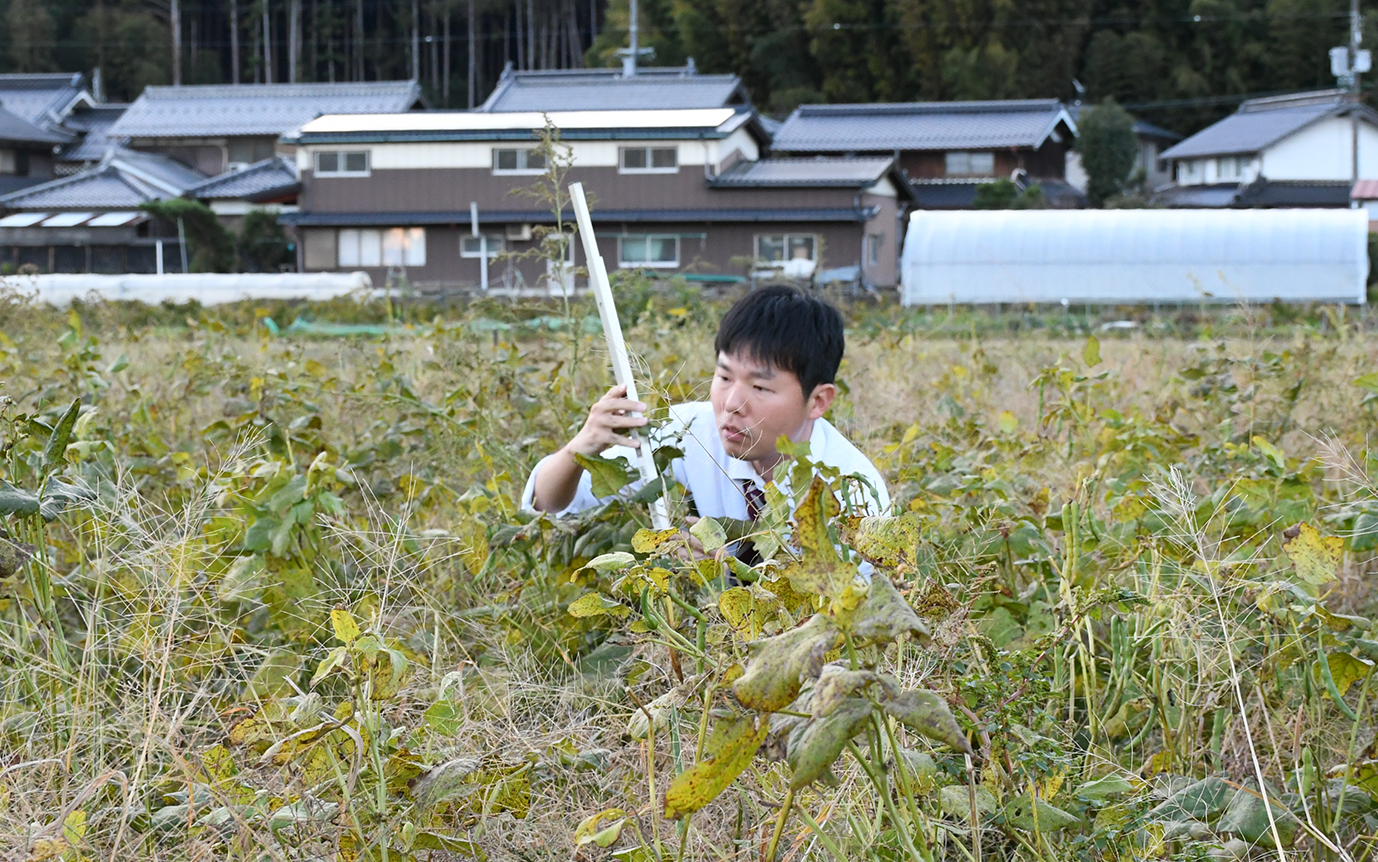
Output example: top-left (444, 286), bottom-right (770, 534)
top-left (1076, 98), bottom-right (1140, 206)
top-left (7, 0), bottom-right (57, 72)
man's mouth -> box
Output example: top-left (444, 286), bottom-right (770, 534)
top-left (721, 425), bottom-right (750, 445)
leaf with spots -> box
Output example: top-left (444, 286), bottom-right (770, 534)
top-left (663, 714), bottom-right (769, 819)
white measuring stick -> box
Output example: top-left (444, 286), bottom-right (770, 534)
top-left (569, 182), bottom-right (671, 531)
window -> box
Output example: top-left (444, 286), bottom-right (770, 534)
top-left (492, 149), bottom-right (546, 174)
top-left (867, 233), bottom-right (883, 267)
top-left (316, 150), bottom-right (370, 176)
top-left (1217, 156), bottom-right (1240, 180)
top-left (757, 234), bottom-right (817, 264)
top-left (0, 149), bottom-right (14, 175)
top-left (944, 151), bottom-right (995, 176)
top-left (618, 235), bottom-right (679, 268)
top-left (620, 146), bottom-right (678, 173)
top-left (337, 228), bottom-right (425, 267)
top-left (461, 235), bottom-right (505, 257)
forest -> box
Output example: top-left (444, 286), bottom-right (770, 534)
top-left (0, 0), bottom-right (1369, 135)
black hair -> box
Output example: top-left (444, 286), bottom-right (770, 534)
top-left (714, 285), bottom-right (844, 397)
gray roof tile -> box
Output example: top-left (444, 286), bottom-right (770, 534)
top-left (109, 81), bottom-right (424, 139)
top-left (710, 157), bottom-right (894, 187)
top-left (772, 100), bottom-right (1075, 152)
top-left (1161, 91), bottom-right (1357, 159)
top-left (0, 73), bottom-right (86, 127)
top-left (0, 149), bottom-right (205, 209)
top-left (58, 104), bottom-right (129, 162)
top-left (190, 155), bottom-right (299, 200)
top-left (0, 105), bottom-right (70, 145)
top-left (479, 67), bottom-right (749, 112)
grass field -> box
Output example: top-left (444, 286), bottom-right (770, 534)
top-left (1, 290), bottom-right (1377, 862)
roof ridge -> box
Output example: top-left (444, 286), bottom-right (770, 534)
top-left (1238, 89), bottom-right (1347, 112)
top-left (796, 99), bottom-right (1064, 116)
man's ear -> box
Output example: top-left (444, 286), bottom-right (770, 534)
top-left (806, 383), bottom-right (836, 420)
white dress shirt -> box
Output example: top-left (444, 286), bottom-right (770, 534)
top-left (519, 401), bottom-right (891, 519)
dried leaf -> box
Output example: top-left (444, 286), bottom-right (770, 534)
top-left (574, 809), bottom-right (627, 847)
top-left (663, 715), bottom-right (768, 819)
top-left (781, 557), bottom-right (857, 598)
top-left (732, 615), bottom-right (841, 713)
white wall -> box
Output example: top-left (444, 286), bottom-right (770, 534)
top-left (299, 129), bottom-right (761, 174)
top-left (1260, 115), bottom-right (1378, 180)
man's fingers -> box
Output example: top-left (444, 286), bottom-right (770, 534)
top-left (596, 397), bottom-right (647, 415)
top-left (607, 433), bottom-right (641, 449)
top-left (603, 414), bottom-right (648, 429)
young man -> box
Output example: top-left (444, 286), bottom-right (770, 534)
top-left (521, 285), bottom-right (890, 524)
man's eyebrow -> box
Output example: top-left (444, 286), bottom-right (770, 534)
top-left (718, 355), bottom-right (776, 378)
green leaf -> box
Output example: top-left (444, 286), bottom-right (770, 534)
top-left (1082, 334), bottom-right (1101, 367)
top-left (1353, 372), bottom-right (1378, 393)
top-left (1216, 782), bottom-right (1300, 846)
top-left (573, 452), bottom-right (635, 498)
top-left (242, 517), bottom-right (278, 552)
top-left (787, 697), bottom-right (871, 788)
top-left (0, 480), bottom-right (40, 517)
top-left (1007, 796), bottom-right (1082, 831)
top-left (882, 689), bottom-right (971, 753)
top-left (582, 552), bottom-right (635, 574)
top-left (732, 614), bottom-right (840, 712)
top-left (246, 649), bottom-right (303, 699)
top-left (690, 516), bottom-right (727, 552)
top-left (1283, 523), bottom-right (1342, 586)
top-left (1352, 512), bottom-right (1378, 551)
top-left (107, 353), bottom-right (130, 374)
top-left (1147, 776), bottom-right (1230, 823)
top-left (0, 532), bottom-right (35, 579)
top-left (42, 398), bottom-right (81, 473)
top-left (424, 699), bottom-right (462, 736)
top-left (38, 479), bottom-right (94, 521)
top-left (1076, 774), bottom-right (1137, 801)
top-left (663, 715), bottom-right (769, 819)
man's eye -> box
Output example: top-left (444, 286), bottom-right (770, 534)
top-left (754, 385), bottom-right (770, 393)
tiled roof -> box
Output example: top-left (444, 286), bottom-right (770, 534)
top-left (190, 156), bottom-right (299, 200)
top-left (710, 157), bottom-right (895, 187)
top-left (58, 104), bottom-right (129, 162)
top-left (0, 150), bottom-right (205, 210)
top-left (1153, 178), bottom-right (1353, 207)
top-left (292, 108), bottom-right (759, 143)
top-left (0, 73), bottom-right (86, 127)
top-left (1352, 179), bottom-right (1378, 199)
top-left (1161, 91), bottom-right (1364, 159)
top-left (772, 100), bottom-right (1076, 152)
top-left (478, 67), bottom-right (750, 112)
top-left (0, 105), bottom-right (70, 145)
top-left (109, 81), bottom-right (424, 139)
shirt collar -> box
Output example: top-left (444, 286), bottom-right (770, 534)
top-left (723, 418), bottom-right (824, 490)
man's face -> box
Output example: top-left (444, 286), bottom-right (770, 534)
top-left (710, 350), bottom-right (831, 464)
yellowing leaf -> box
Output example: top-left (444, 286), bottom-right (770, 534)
top-left (732, 615), bottom-right (840, 712)
top-left (998, 411), bottom-right (1019, 433)
top-left (848, 513), bottom-right (924, 569)
top-left (787, 697), bottom-right (872, 788)
top-left (663, 715), bottom-right (768, 819)
top-left (574, 809), bottom-right (627, 847)
top-left (718, 586), bottom-right (781, 640)
top-left (1082, 334), bottom-right (1101, 367)
top-left (794, 476), bottom-right (840, 565)
top-left (1327, 651), bottom-right (1375, 697)
top-left (632, 528), bottom-right (679, 554)
top-left (1251, 436), bottom-right (1286, 471)
top-left (848, 577), bottom-right (931, 647)
top-left (331, 607), bottom-right (361, 645)
top-left (567, 592), bottom-right (630, 618)
top-left (1283, 523), bottom-right (1342, 586)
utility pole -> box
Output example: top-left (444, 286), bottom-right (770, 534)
top-left (1331, 8), bottom-right (1370, 207)
top-left (170, 0), bottom-right (182, 84)
top-left (230, 0), bottom-right (241, 83)
top-left (616, 0), bottom-right (653, 76)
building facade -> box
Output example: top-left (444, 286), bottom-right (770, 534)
top-left (284, 109), bottom-right (910, 291)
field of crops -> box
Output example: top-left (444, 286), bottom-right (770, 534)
top-left (2, 290), bottom-right (1377, 862)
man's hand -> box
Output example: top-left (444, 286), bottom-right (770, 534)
top-left (531, 384), bottom-right (647, 512)
top-left (565, 383), bottom-right (649, 456)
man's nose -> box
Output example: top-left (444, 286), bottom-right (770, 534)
top-left (724, 381), bottom-right (749, 414)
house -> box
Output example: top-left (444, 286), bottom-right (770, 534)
top-left (55, 103), bottom-right (130, 175)
top-left (477, 64), bottom-right (752, 112)
top-left (1063, 105), bottom-right (1181, 194)
top-left (1158, 90), bottom-right (1378, 207)
top-left (0, 149), bottom-right (204, 273)
top-left (282, 108), bottom-right (911, 291)
top-left (770, 100), bottom-right (1083, 208)
top-left (188, 156), bottom-right (300, 222)
top-left (0, 73), bottom-right (99, 194)
top-left (107, 81), bottom-right (427, 176)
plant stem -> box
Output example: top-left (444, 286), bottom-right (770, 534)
top-left (765, 786), bottom-right (795, 862)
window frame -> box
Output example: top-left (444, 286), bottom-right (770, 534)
top-left (491, 148), bottom-right (547, 175)
top-left (944, 151), bottom-right (995, 176)
top-left (460, 235), bottom-right (505, 258)
top-left (315, 150), bottom-right (371, 177)
top-left (619, 146), bottom-right (679, 174)
top-left (337, 226), bottom-right (425, 267)
top-left (755, 233), bottom-right (819, 265)
top-left (867, 233), bottom-right (883, 267)
top-left (617, 234), bottom-right (680, 268)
